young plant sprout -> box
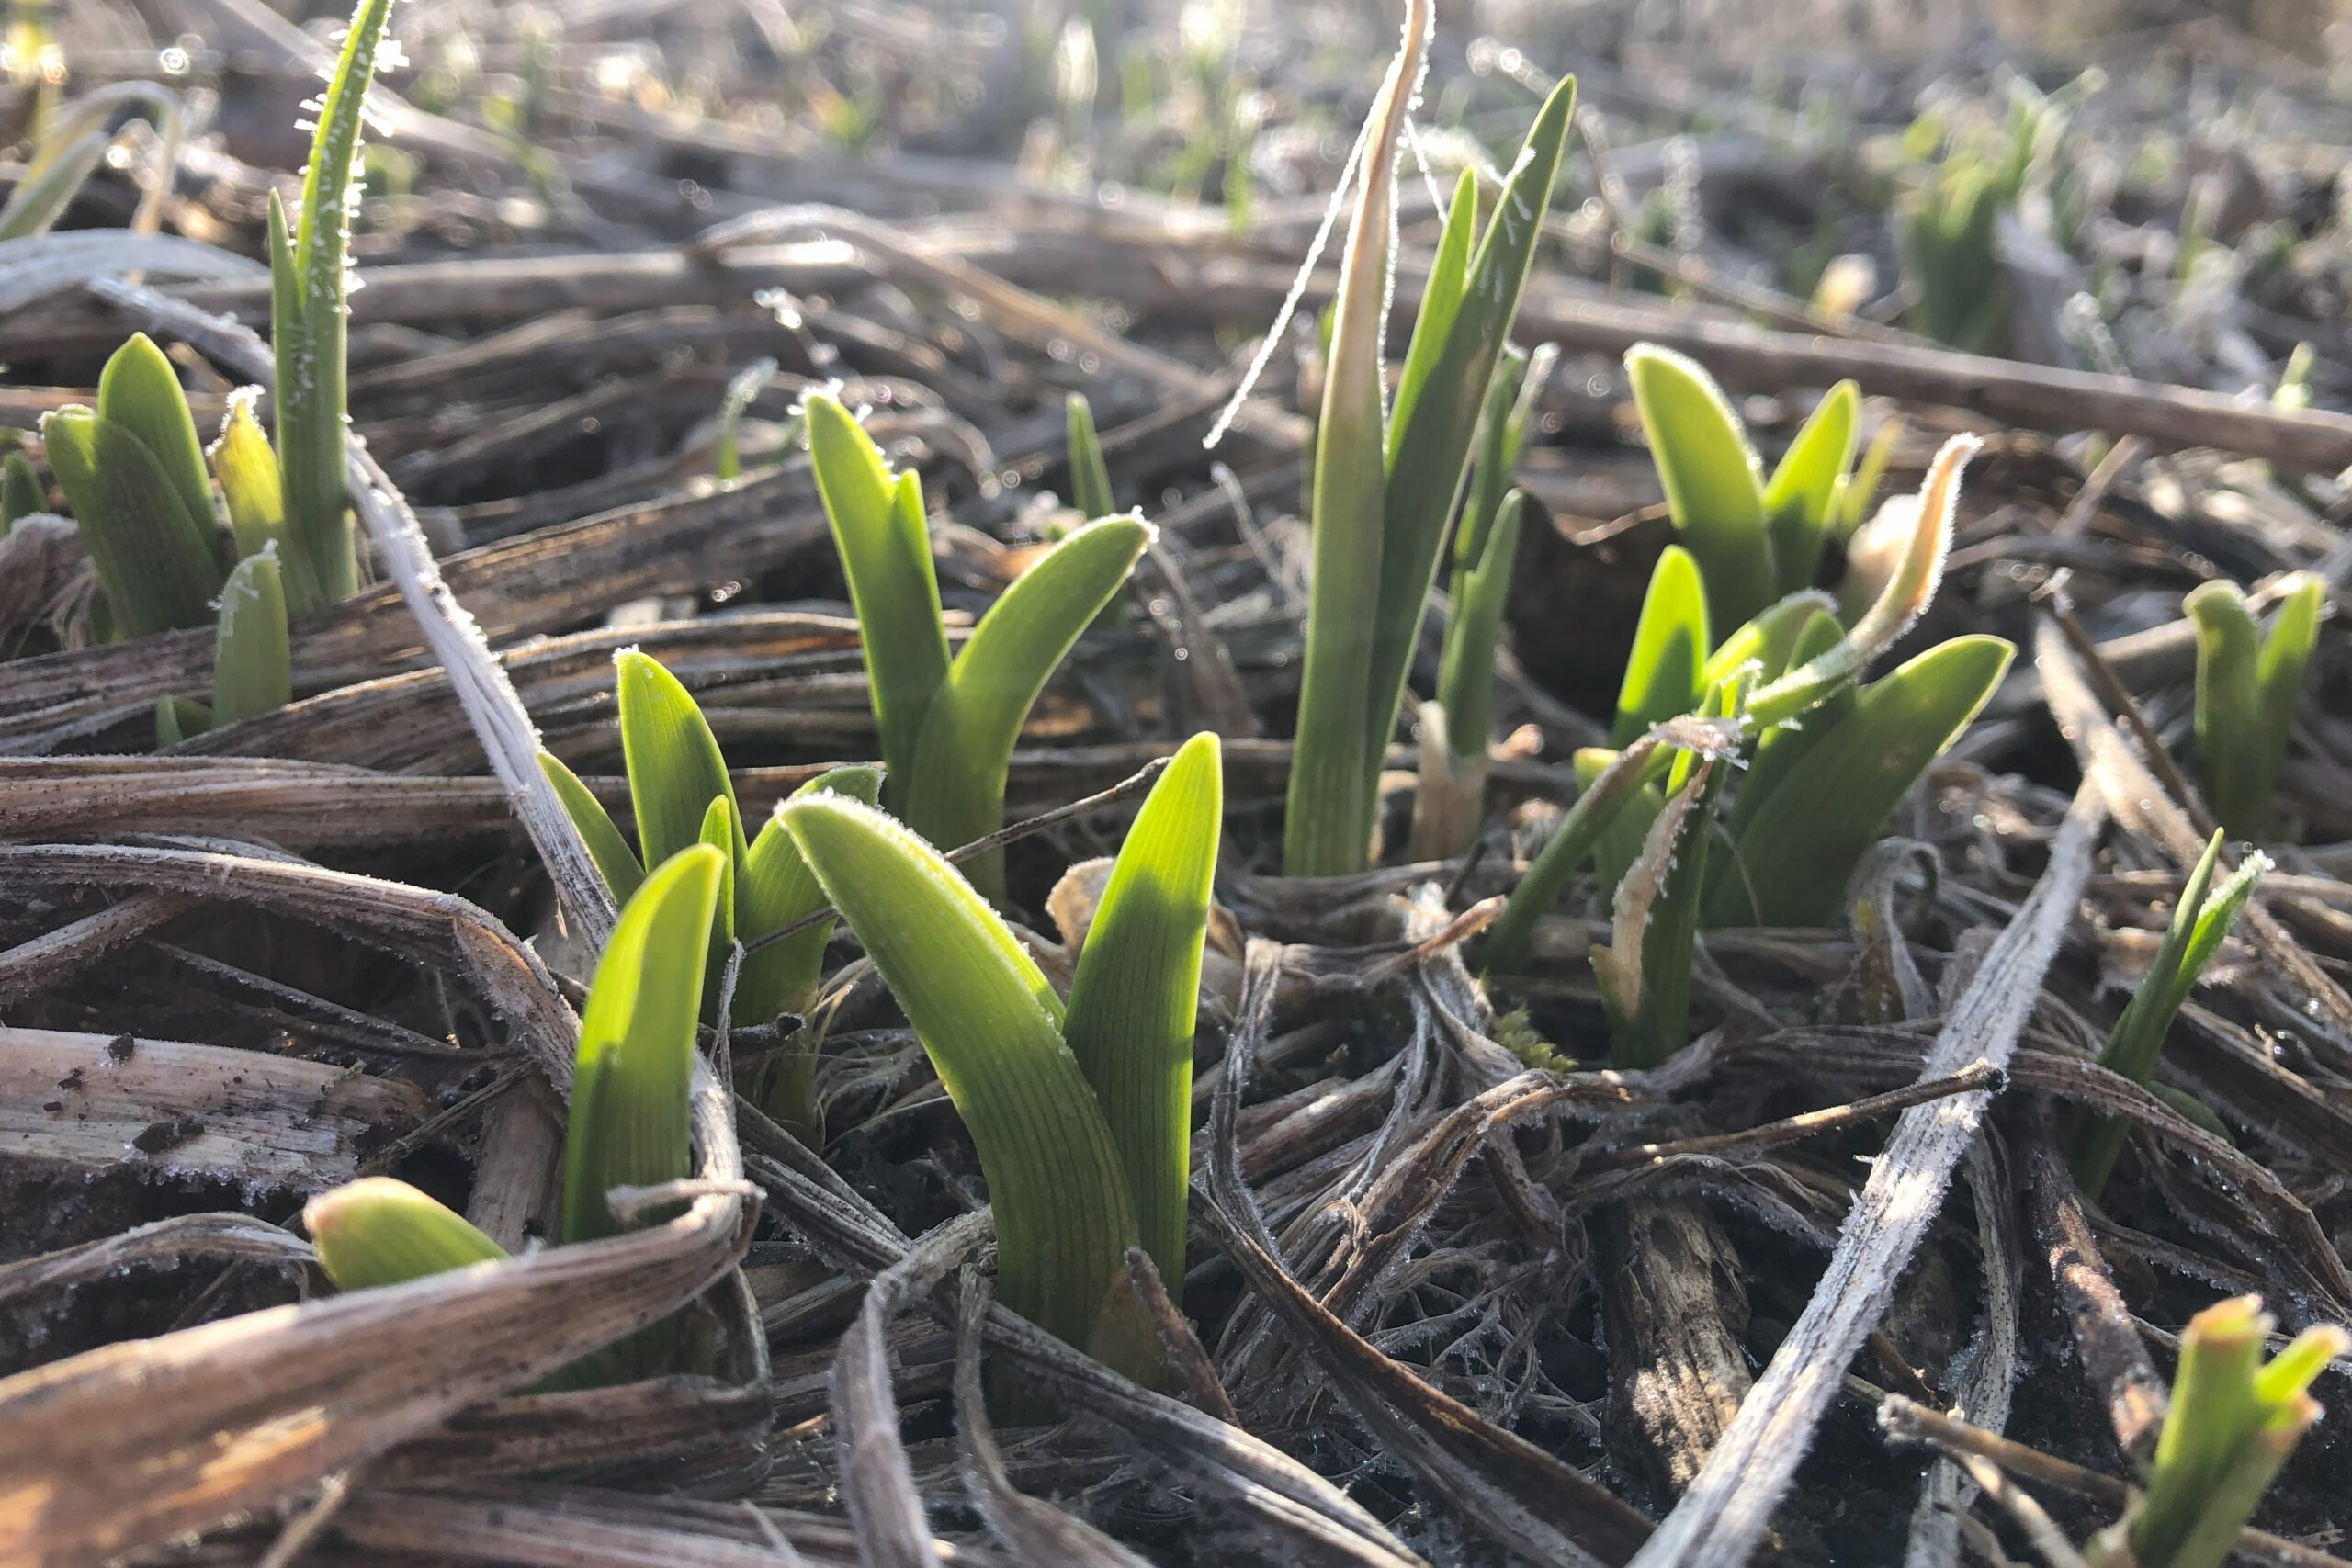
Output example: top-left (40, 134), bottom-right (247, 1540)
top-left (305, 843), bottom-right (728, 1383)
top-left (2084, 1295), bottom-right (2347, 1568)
top-left (2067, 829), bottom-right (2266, 1201)
top-left (539, 649), bottom-right (879, 1138)
top-left (2185, 573), bottom-right (2323, 842)
top-left (1283, 0), bottom-right (1573, 876)
top-left (802, 389), bottom-right (1148, 899)
top-left (714, 356), bottom-right (779, 482)
top-left (779, 733), bottom-right (1222, 1374)
top-left (1485, 380), bottom-right (2006, 998)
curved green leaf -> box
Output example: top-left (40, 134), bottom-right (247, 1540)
top-left (1063, 732), bottom-right (1221, 1288)
top-left (1710, 635), bottom-right (2013, 928)
top-left (562, 841), bottom-right (726, 1247)
top-left (1611, 545), bottom-right (1711, 747)
top-left (1760, 379), bottom-right (1858, 594)
top-left (737, 764), bottom-right (886, 1029)
top-left (804, 391), bottom-right (951, 811)
top-left (306, 1176), bottom-right (510, 1292)
top-left (537, 750), bottom-right (645, 903)
top-left (0, 128), bottom-right (106, 240)
top-left (616, 649), bottom-right (745, 874)
top-left (40, 408), bottom-right (224, 636)
top-left (1065, 392), bottom-right (1115, 521)
top-left (1387, 169), bottom-right (1478, 468)
top-left (907, 514), bottom-right (1149, 897)
top-left (1625, 344), bottom-right (1772, 628)
top-left (1702, 590), bottom-right (1838, 694)
top-left (209, 392), bottom-right (290, 570)
top-left (2187, 581), bottom-right (2267, 841)
top-left (1435, 491), bottom-right (1523, 761)
top-left (96, 334), bottom-right (217, 545)
top-left (209, 546), bottom-right (289, 726)
top-left (778, 794), bottom-right (1145, 1367)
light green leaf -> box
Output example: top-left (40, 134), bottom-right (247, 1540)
top-left (804, 391), bottom-right (952, 812)
top-left (907, 515), bottom-right (1149, 898)
top-left (0, 128), bottom-right (106, 240)
top-left (1612, 545), bottom-right (1711, 747)
top-left (561, 841), bottom-right (726, 1247)
top-left (39, 407), bottom-right (225, 636)
top-left (1065, 392), bottom-right (1116, 521)
top-left (779, 793), bottom-right (1147, 1369)
top-left (616, 649), bottom-right (746, 875)
top-left (209, 546), bottom-right (290, 726)
top-left (1625, 344), bottom-right (1772, 629)
top-left (736, 764), bottom-right (884, 1029)
top-left (208, 392), bottom-right (292, 573)
top-left (96, 334), bottom-right (218, 546)
top-left (1720, 606), bottom-right (1848, 848)
top-left (1837, 415), bottom-right (1902, 538)
top-left (1386, 169), bottom-right (1478, 468)
top-left (306, 1176), bottom-right (510, 1292)
top-left (2, 452), bottom-right (45, 525)
top-left (2186, 581), bottom-right (2268, 841)
top-left (1760, 379), bottom-right (1858, 595)
top-left (1434, 491), bottom-right (1523, 761)
top-left (1063, 732), bottom-right (1221, 1289)
top-left (1709, 635), bottom-right (2012, 928)
top-left (1701, 590), bottom-right (1838, 694)
top-left (537, 750), bottom-right (645, 903)
top-left (155, 695), bottom-right (211, 746)
top-left (275, 0), bottom-right (396, 605)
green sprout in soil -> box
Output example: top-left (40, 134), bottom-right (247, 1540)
top-left (780, 732), bottom-right (1221, 1376)
top-left (803, 389), bottom-right (1147, 900)
top-left (1485, 364), bottom-right (2008, 1005)
top-left (2067, 829), bottom-right (2266, 1201)
top-left (2085, 1295), bottom-right (2347, 1568)
top-left (1282, 0), bottom-right (1572, 876)
top-left (2186, 573), bottom-right (2323, 842)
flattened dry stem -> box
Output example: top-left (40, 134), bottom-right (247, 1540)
top-left (1600, 1196), bottom-right (1753, 1499)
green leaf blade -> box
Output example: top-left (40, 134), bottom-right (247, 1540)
top-left (1611, 545), bottom-right (1711, 747)
top-left (209, 546), bottom-right (290, 726)
top-left (1760, 380), bottom-right (1859, 595)
top-left (1435, 491), bottom-right (1523, 761)
top-left (1625, 344), bottom-right (1773, 629)
top-left (616, 649), bottom-right (745, 875)
top-left (1063, 732), bottom-right (1222, 1288)
top-left (735, 764), bottom-right (884, 1027)
top-left (39, 408), bottom-right (225, 637)
top-left (1065, 392), bottom-right (1116, 521)
top-left (306, 1176), bottom-right (510, 1292)
top-left (537, 750), bottom-right (646, 903)
top-left (96, 334), bottom-right (218, 546)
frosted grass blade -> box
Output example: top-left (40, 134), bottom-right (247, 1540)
top-left (208, 392), bottom-right (291, 570)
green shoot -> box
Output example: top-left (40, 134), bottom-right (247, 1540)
top-left (1612, 546), bottom-right (1712, 747)
top-left (272, 0), bottom-right (399, 608)
top-left (2186, 574), bottom-right (2323, 842)
top-left (1065, 391), bottom-right (1116, 520)
top-left (209, 393), bottom-right (288, 565)
top-left (1, 452), bottom-right (43, 525)
top-left (2069, 830), bottom-right (2267, 1201)
top-left (306, 1177), bottom-right (510, 1292)
top-left (537, 751), bottom-right (646, 903)
top-left (1625, 345), bottom-right (1772, 628)
top-left (615, 649), bottom-right (745, 877)
top-left (1595, 722), bottom-right (1735, 1069)
top-left (2085, 1296), bottom-right (2347, 1568)
top-left (1760, 379), bottom-right (1859, 597)
top-left (779, 791), bottom-right (1152, 1374)
top-left (715, 357), bottom-right (778, 483)
top-left (1061, 732), bottom-right (1221, 1289)
top-left (1283, 3), bottom-right (1573, 875)
top-left (1836, 415), bottom-right (1902, 538)
top-left (207, 547), bottom-right (292, 728)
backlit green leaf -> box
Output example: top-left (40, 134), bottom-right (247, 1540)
top-left (1386, 169), bottom-right (1478, 467)
top-left (209, 546), bottom-right (289, 727)
top-left (1612, 545), bottom-right (1711, 747)
top-left (1063, 732), bottom-right (1221, 1289)
top-left (2187, 581), bottom-right (2269, 841)
top-left (0, 127), bottom-right (105, 240)
top-left (39, 407), bottom-right (224, 636)
top-left (779, 793), bottom-right (1147, 1369)
top-left (737, 765), bottom-right (885, 1029)
top-left (616, 649), bottom-right (745, 874)
top-left (306, 1176), bottom-right (510, 1292)
top-left (538, 750), bottom-right (646, 903)
top-left (96, 334), bottom-right (217, 546)
top-left (1598, 742), bottom-right (1733, 1068)
top-left (907, 515), bottom-right (1149, 898)
top-left (1434, 491), bottom-right (1523, 761)
top-left (209, 391), bottom-right (293, 572)
top-left (1065, 392), bottom-right (1116, 521)
top-left (561, 841), bottom-right (726, 1247)
top-left (1625, 344), bottom-right (1772, 628)
top-left (155, 695), bottom-right (210, 746)
top-left (804, 391), bottom-right (951, 813)
top-left (1708, 635), bottom-right (2012, 928)
top-left (1760, 379), bottom-right (1858, 595)
top-left (1700, 590), bottom-right (1838, 694)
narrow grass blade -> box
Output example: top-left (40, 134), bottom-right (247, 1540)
top-left (2186, 581), bottom-right (2267, 840)
top-left (908, 515), bottom-right (1149, 897)
top-left (1455, 341), bottom-right (1553, 581)
top-left (1363, 73), bottom-right (1574, 800)
top-left (1836, 415), bottom-right (1903, 537)
top-left (697, 795), bottom-right (740, 956)
top-left (1611, 544), bottom-right (1710, 746)
top-left (1625, 344), bottom-right (1772, 627)
top-left (736, 764), bottom-right (884, 1027)
top-left (1759, 379), bottom-right (1858, 594)
top-left (2, 452), bottom-right (44, 525)
top-left (1281, 5), bottom-right (1424, 877)
top-left (616, 649), bottom-right (745, 874)
top-left (96, 334), bottom-right (218, 543)
top-left (715, 356), bottom-right (777, 482)
top-left (209, 546), bottom-right (290, 726)
top-left (1434, 491), bottom-right (1523, 761)
top-left (561, 842), bottom-right (727, 1247)
top-left (779, 794), bottom-right (1147, 1369)
top-left (1708, 635), bottom-right (2011, 927)
top-left (1484, 714), bottom-right (1742, 974)
top-left (1063, 732), bottom-right (1221, 1290)
top-left (1385, 169), bottom-right (1477, 464)
top-left (306, 1176), bottom-right (510, 1292)
top-left (1065, 392), bottom-right (1116, 520)
top-left (208, 391), bottom-right (291, 570)
top-left (275, 0), bottom-right (397, 604)
top-left (804, 392), bottom-right (951, 809)
top-left (39, 408), bottom-right (224, 635)
top-left (537, 750), bottom-right (645, 903)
